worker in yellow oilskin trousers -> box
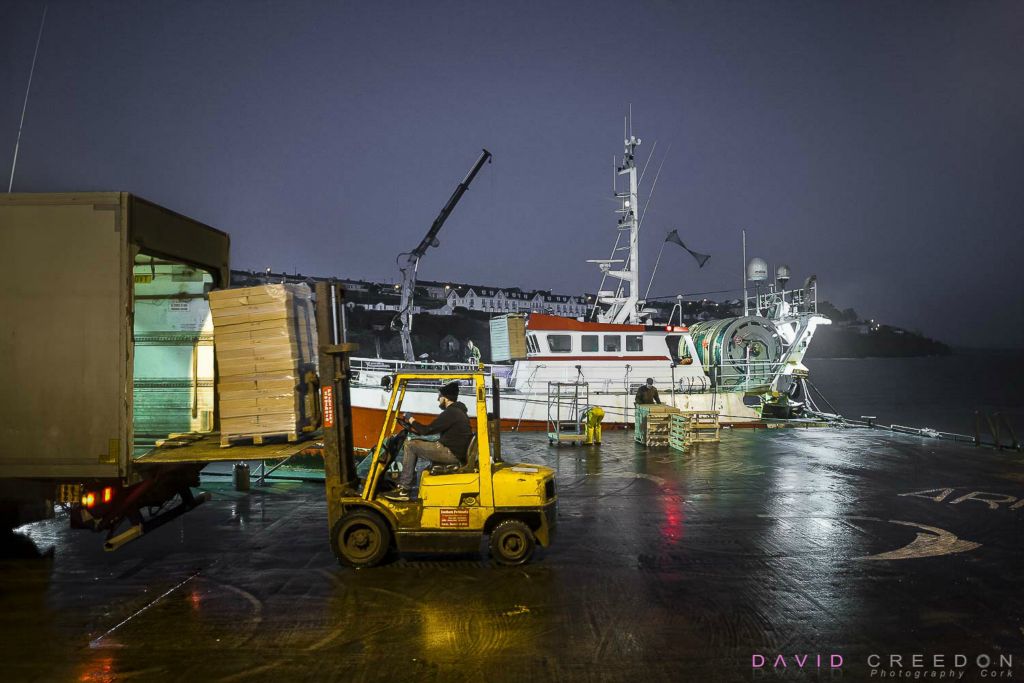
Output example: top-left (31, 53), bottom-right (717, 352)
top-left (583, 406), bottom-right (605, 445)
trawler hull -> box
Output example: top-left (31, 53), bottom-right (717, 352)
top-left (350, 382), bottom-right (759, 449)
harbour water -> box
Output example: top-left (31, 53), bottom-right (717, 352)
top-left (806, 352), bottom-right (1024, 437)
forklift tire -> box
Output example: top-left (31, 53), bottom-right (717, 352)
top-left (331, 510), bottom-right (392, 568)
top-left (489, 519), bottom-right (536, 566)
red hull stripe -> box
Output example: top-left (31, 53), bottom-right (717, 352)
top-left (527, 313), bottom-right (646, 332)
top-left (528, 355), bottom-right (671, 361)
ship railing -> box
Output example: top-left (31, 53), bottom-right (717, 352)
top-left (712, 360), bottom-right (785, 392)
top-left (350, 357), bottom-right (490, 388)
top-left (745, 282), bottom-right (818, 318)
top-left (675, 376), bottom-right (711, 394)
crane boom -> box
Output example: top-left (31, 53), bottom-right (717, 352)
top-left (393, 148), bottom-right (492, 361)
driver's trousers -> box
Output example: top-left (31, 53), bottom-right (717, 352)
top-left (398, 440), bottom-right (460, 488)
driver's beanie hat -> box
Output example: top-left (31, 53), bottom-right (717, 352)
top-left (439, 381), bottom-right (460, 402)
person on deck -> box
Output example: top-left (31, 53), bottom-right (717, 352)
top-left (466, 340), bottom-right (482, 365)
top-left (385, 381), bottom-right (472, 501)
top-left (635, 377), bottom-right (662, 405)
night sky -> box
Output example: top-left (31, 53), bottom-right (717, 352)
top-left (2, 1), bottom-right (1022, 348)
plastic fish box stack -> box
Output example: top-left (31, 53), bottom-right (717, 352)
top-left (209, 284), bottom-right (318, 445)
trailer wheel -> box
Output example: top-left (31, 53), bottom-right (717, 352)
top-left (489, 519), bottom-right (535, 566)
top-left (331, 510), bottom-right (391, 568)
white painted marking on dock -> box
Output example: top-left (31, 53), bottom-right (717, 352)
top-left (90, 570), bottom-right (201, 648)
top-left (949, 491), bottom-right (1018, 510)
top-left (899, 488), bottom-right (955, 502)
top-left (857, 520), bottom-right (981, 561)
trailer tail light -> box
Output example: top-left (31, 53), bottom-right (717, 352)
top-left (79, 487), bottom-right (114, 508)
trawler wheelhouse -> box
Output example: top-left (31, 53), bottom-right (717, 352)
top-left (523, 314), bottom-right (688, 362)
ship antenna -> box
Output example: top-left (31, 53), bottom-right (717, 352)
top-left (644, 236), bottom-right (668, 301)
top-left (742, 229), bottom-right (748, 316)
top-left (636, 143), bottom-right (670, 235)
top-left (638, 140), bottom-right (658, 186)
top-left (8, 3), bottom-right (47, 193)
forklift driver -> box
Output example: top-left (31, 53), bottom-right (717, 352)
top-left (385, 381), bottom-right (472, 501)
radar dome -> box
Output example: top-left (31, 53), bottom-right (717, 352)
top-left (776, 264), bottom-right (791, 286)
top-left (747, 258), bottom-right (768, 282)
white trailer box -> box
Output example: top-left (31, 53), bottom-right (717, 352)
top-left (0, 193), bottom-right (229, 528)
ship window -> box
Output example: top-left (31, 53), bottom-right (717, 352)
top-left (603, 335), bottom-right (621, 352)
top-left (547, 335), bottom-right (572, 353)
top-left (626, 335), bottom-right (643, 352)
top-left (581, 335), bottom-right (599, 352)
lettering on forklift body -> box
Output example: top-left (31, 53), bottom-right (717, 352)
top-left (439, 508), bottom-right (470, 528)
top-left (322, 386), bottom-right (335, 428)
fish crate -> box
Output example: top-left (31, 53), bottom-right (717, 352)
top-left (669, 413), bottom-right (690, 452)
top-left (669, 411), bottom-right (721, 451)
top-left (635, 405), bottom-right (680, 446)
top-left (681, 410), bottom-right (721, 445)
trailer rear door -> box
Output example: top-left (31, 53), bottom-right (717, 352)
top-left (0, 194), bottom-right (128, 478)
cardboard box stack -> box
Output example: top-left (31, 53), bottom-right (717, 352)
top-left (208, 284), bottom-right (318, 445)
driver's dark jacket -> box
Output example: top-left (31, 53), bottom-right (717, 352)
top-left (410, 401), bottom-right (472, 463)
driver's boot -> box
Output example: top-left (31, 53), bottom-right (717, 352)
top-left (384, 486), bottom-right (412, 501)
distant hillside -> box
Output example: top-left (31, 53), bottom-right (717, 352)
top-left (805, 325), bottom-right (950, 359)
top-left (810, 301), bottom-right (951, 358)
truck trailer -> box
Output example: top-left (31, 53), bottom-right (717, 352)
top-left (0, 192), bottom-right (232, 547)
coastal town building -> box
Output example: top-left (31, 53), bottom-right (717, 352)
top-left (231, 271), bottom-right (594, 318)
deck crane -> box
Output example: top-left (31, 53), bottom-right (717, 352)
top-left (392, 149), bottom-right (492, 361)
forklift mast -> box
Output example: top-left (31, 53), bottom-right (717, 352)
top-left (314, 281), bottom-right (359, 527)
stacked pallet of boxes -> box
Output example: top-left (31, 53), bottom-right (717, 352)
top-left (209, 284), bottom-right (318, 446)
top-left (635, 405), bottom-right (680, 446)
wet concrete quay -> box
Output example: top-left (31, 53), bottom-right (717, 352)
top-left (3, 428), bottom-right (1023, 682)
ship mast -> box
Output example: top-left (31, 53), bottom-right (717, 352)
top-left (593, 117), bottom-right (642, 324)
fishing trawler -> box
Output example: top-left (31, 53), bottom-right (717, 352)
top-left (347, 128), bottom-right (830, 448)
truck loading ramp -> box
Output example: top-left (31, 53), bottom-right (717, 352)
top-left (133, 433), bottom-right (320, 465)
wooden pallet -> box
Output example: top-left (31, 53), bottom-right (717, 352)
top-left (155, 432), bottom-right (206, 448)
top-left (220, 431), bottom-right (301, 448)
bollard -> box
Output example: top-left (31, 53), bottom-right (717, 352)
top-left (986, 414), bottom-right (1001, 449)
top-left (233, 462), bottom-right (250, 491)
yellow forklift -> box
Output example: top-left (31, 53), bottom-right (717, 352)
top-left (315, 282), bottom-right (557, 567)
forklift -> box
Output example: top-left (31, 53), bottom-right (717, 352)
top-left (315, 282), bottom-right (557, 567)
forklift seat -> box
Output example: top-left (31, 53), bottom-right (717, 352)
top-left (430, 434), bottom-right (478, 475)
top-left (462, 434), bottom-right (479, 473)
